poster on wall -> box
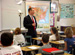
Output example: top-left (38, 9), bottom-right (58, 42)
top-left (50, 13), bottom-right (55, 27)
top-left (60, 4), bottom-right (74, 18)
top-left (26, 5), bottom-right (49, 24)
top-left (26, 2), bottom-right (50, 28)
top-left (50, 0), bottom-right (58, 13)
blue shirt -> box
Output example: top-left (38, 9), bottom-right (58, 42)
top-left (64, 37), bottom-right (75, 52)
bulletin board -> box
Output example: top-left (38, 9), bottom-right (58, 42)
top-left (60, 4), bottom-right (74, 18)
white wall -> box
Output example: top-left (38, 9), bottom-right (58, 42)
top-left (0, 0), bottom-right (2, 31)
top-left (1, 0), bottom-right (25, 30)
top-left (57, 0), bottom-right (75, 27)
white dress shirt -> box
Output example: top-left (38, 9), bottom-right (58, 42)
top-left (29, 15), bottom-right (35, 22)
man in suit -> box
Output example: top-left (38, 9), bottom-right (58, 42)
top-left (23, 8), bottom-right (37, 44)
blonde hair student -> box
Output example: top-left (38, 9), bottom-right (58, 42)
top-left (49, 27), bottom-right (60, 41)
top-left (64, 27), bottom-right (75, 54)
top-left (13, 27), bottom-right (26, 47)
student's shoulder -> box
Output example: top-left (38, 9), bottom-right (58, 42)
top-left (24, 15), bottom-right (29, 19)
top-left (64, 38), bottom-right (69, 42)
top-left (12, 45), bottom-right (21, 50)
top-left (39, 46), bottom-right (45, 50)
top-left (12, 45), bottom-right (20, 48)
top-left (50, 34), bottom-right (55, 37)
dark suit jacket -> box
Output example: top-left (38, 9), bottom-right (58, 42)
top-left (23, 15), bottom-right (37, 35)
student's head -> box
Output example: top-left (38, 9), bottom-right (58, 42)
top-left (42, 35), bottom-right (49, 44)
top-left (1, 33), bottom-right (13, 46)
top-left (28, 8), bottom-right (34, 16)
top-left (50, 27), bottom-right (59, 40)
top-left (14, 27), bottom-right (21, 35)
top-left (50, 27), bottom-right (58, 34)
top-left (65, 27), bottom-right (73, 38)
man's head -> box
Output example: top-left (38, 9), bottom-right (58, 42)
top-left (28, 8), bottom-right (34, 16)
top-left (42, 35), bottom-right (49, 44)
top-left (1, 33), bottom-right (13, 46)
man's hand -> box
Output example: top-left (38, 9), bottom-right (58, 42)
top-left (32, 23), bottom-right (36, 26)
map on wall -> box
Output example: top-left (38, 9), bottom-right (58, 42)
top-left (60, 4), bottom-right (74, 18)
top-left (26, 5), bottom-right (49, 24)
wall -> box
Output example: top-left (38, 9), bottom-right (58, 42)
top-left (0, 0), bottom-right (2, 31)
top-left (1, 0), bottom-right (75, 30)
top-left (57, 0), bottom-right (75, 27)
top-left (1, 0), bottom-right (25, 30)
top-left (1, 0), bottom-right (50, 30)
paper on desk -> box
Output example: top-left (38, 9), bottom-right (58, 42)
top-left (28, 46), bottom-right (40, 49)
top-left (56, 41), bottom-right (64, 43)
top-left (38, 37), bottom-right (42, 39)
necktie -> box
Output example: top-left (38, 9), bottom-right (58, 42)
top-left (32, 17), bottom-right (35, 30)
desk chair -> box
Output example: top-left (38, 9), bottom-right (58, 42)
top-left (66, 44), bottom-right (75, 55)
top-left (72, 46), bottom-right (75, 55)
top-left (25, 36), bottom-right (32, 46)
top-left (72, 48), bottom-right (75, 55)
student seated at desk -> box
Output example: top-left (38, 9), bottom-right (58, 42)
top-left (0, 33), bottom-right (23, 55)
top-left (64, 27), bottom-right (75, 54)
top-left (38, 35), bottom-right (52, 54)
top-left (13, 27), bottom-right (26, 47)
top-left (49, 27), bottom-right (60, 41)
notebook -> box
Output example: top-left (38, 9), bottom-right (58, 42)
top-left (43, 47), bottom-right (60, 53)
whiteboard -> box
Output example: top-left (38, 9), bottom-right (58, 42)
top-left (1, 0), bottom-right (25, 30)
top-left (0, 0), bottom-right (1, 31)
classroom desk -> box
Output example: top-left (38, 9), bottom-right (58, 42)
top-left (60, 35), bottom-right (66, 38)
top-left (36, 53), bottom-right (72, 55)
top-left (37, 31), bottom-right (64, 35)
top-left (32, 37), bottom-right (42, 41)
top-left (21, 45), bottom-right (40, 51)
top-left (64, 53), bottom-right (72, 55)
top-left (32, 37), bottom-right (64, 45)
top-left (36, 53), bottom-right (41, 55)
top-left (49, 40), bottom-right (64, 45)
top-left (0, 43), bottom-right (1, 45)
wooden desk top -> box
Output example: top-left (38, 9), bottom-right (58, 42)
top-left (32, 37), bottom-right (64, 45)
top-left (37, 31), bottom-right (64, 35)
top-left (60, 35), bottom-right (66, 38)
top-left (64, 53), bottom-right (72, 55)
top-left (0, 43), bottom-right (2, 46)
top-left (36, 53), bottom-right (72, 55)
top-left (36, 53), bottom-right (41, 55)
top-left (50, 40), bottom-right (64, 45)
top-left (32, 38), bottom-right (42, 41)
top-left (21, 45), bottom-right (40, 51)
